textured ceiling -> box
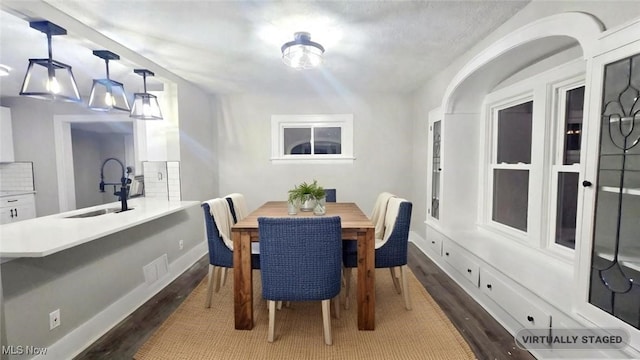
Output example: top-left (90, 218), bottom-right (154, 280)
top-left (0, 1), bottom-right (530, 97)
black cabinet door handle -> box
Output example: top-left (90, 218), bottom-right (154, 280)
top-left (10, 209), bottom-right (14, 217)
top-left (467, 269), bottom-right (472, 273)
top-left (445, 252), bottom-right (449, 256)
top-left (582, 180), bottom-right (592, 187)
top-left (14, 208), bottom-right (18, 217)
top-left (431, 240), bottom-right (435, 244)
top-left (527, 315), bottom-right (534, 322)
top-left (486, 284), bottom-right (492, 289)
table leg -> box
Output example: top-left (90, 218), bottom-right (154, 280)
top-left (357, 228), bottom-right (375, 330)
top-left (233, 230), bottom-right (253, 330)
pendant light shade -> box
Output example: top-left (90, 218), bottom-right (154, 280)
top-left (19, 21), bottom-right (81, 102)
top-left (130, 69), bottom-right (163, 120)
top-left (88, 50), bottom-right (130, 112)
top-left (281, 32), bottom-right (324, 69)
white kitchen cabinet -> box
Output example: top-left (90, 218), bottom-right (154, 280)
top-left (0, 106), bottom-right (15, 162)
top-left (480, 267), bottom-right (552, 329)
top-left (0, 193), bottom-right (35, 224)
top-left (442, 239), bottom-right (480, 287)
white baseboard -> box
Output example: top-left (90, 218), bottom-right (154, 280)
top-left (409, 230), bottom-right (429, 255)
top-left (34, 241), bottom-right (207, 360)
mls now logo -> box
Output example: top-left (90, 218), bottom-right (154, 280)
top-left (1, 345), bottom-right (48, 355)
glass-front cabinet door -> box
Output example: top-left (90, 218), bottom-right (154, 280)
top-left (429, 119), bottom-right (441, 221)
top-left (587, 50), bottom-right (640, 333)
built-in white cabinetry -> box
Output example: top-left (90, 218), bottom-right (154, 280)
top-left (427, 235), bottom-right (442, 256)
top-left (0, 193), bottom-right (35, 224)
top-left (0, 106), bottom-right (15, 163)
top-left (442, 239), bottom-right (480, 287)
top-left (480, 267), bottom-right (552, 329)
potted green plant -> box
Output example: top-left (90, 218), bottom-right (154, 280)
top-left (288, 180), bottom-right (325, 212)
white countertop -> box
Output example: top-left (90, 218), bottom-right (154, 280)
top-left (0, 198), bottom-right (200, 258)
top-left (0, 190), bottom-right (36, 197)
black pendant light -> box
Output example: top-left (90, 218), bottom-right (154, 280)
top-left (88, 50), bottom-right (131, 112)
top-left (130, 69), bottom-right (163, 120)
top-left (19, 21), bottom-right (81, 102)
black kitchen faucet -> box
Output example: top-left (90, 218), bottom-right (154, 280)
top-left (99, 157), bottom-right (132, 212)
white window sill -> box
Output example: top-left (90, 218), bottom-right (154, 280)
top-left (270, 157), bottom-right (355, 165)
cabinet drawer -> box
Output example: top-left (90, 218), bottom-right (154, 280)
top-left (0, 193), bottom-right (36, 224)
top-left (1, 194), bottom-right (34, 207)
top-left (481, 268), bottom-right (551, 328)
top-left (427, 236), bottom-right (442, 256)
top-left (443, 242), bottom-right (480, 287)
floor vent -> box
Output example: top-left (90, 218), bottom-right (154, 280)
top-left (143, 254), bottom-right (169, 285)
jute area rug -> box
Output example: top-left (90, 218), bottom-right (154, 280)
top-left (135, 267), bottom-right (475, 360)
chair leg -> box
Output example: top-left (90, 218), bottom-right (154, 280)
top-left (213, 266), bottom-right (224, 293)
top-left (205, 264), bottom-right (215, 308)
top-left (331, 295), bottom-right (340, 319)
top-left (343, 267), bottom-right (352, 310)
top-left (220, 267), bottom-right (228, 287)
top-left (268, 300), bottom-right (276, 342)
top-left (400, 265), bottom-right (412, 310)
top-left (390, 267), bottom-right (402, 294)
top-left (321, 299), bottom-right (333, 345)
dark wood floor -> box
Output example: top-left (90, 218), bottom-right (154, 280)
top-left (75, 243), bottom-right (535, 359)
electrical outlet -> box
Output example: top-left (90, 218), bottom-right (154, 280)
top-left (49, 309), bottom-right (60, 330)
top-left (179, 240), bottom-right (184, 250)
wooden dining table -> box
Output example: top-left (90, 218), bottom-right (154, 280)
top-left (231, 201), bottom-right (376, 331)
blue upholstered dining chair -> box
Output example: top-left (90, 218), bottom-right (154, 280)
top-left (202, 199), bottom-right (260, 308)
top-left (224, 193), bottom-right (249, 224)
top-left (324, 188), bottom-right (337, 202)
top-left (258, 216), bottom-right (342, 345)
top-left (342, 197), bottom-right (413, 310)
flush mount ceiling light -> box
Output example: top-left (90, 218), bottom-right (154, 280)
top-left (130, 69), bottom-right (163, 120)
top-left (19, 21), bottom-right (81, 102)
top-left (88, 50), bottom-right (131, 112)
top-left (281, 32), bottom-right (325, 69)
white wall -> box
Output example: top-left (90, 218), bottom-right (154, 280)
top-left (176, 82), bottom-right (218, 203)
top-left (72, 129), bottom-right (131, 208)
top-left (217, 92), bottom-right (413, 216)
top-left (0, 97), bottom-right (59, 216)
top-left (71, 129), bottom-right (104, 208)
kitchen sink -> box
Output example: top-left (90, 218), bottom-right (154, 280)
top-left (64, 207), bottom-right (131, 218)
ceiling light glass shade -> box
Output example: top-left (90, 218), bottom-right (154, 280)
top-left (130, 93), bottom-right (163, 120)
top-left (19, 21), bottom-right (81, 102)
top-left (281, 32), bottom-right (324, 69)
top-left (88, 50), bottom-right (130, 112)
top-left (130, 69), bottom-right (162, 120)
top-left (20, 58), bottom-right (81, 102)
top-left (88, 79), bottom-right (130, 111)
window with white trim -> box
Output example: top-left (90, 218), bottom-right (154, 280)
top-left (271, 114), bottom-right (354, 164)
top-left (490, 99), bottom-right (533, 233)
top-left (550, 84), bottom-right (584, 251)
top-left (481, 59), bottom-right (585, 254)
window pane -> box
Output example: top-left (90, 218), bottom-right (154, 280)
top-left (496, 101), bottom-right (533, 164)
top-left (313, 127), bottom-right (341, 154)
top-left (555, 172), bottom-right (579, 249)
top-left (563, 86), bottom-right (585, 165)
top-left (431, 120), bottom-right (441, 219)
top-left (284, 128), bottom-right (311, 155)
top-left (492, 169), bottom-right (529, 231)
